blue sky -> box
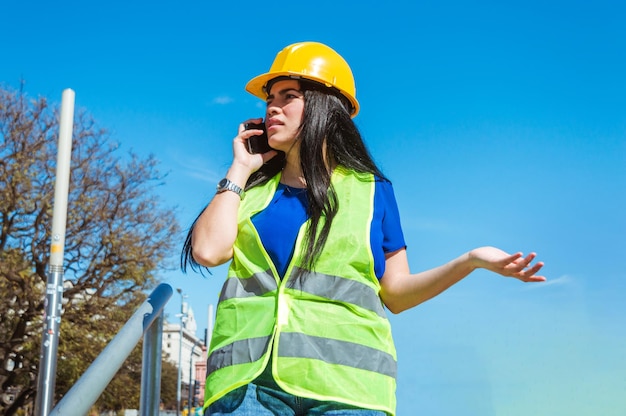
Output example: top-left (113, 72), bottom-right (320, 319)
top-left (3, 0), bottom-right (625, 414)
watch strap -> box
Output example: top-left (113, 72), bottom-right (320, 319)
top-left (216, 178), bottom-right (244, 199)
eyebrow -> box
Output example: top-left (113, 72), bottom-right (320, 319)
top-left (267, 87), bottom-right (303, 99)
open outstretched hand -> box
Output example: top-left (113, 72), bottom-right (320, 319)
top-left (468, 246), bottom-right (546, 282)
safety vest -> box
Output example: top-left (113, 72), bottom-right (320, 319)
top-left (204, 166), bottom-right (397, 415)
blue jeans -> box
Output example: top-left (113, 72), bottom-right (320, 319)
top-left (205, 365), bottom-right (387, 415)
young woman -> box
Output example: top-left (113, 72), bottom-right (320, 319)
top-left (182, 42), bottom-right (545, 416)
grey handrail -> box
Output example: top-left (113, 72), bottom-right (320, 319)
top-left (48, 283), bottom-right (173, 416)
top-left (140, 309), bottom-right (165, 415)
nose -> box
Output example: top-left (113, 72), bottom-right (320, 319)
top-left (266, 103), bottom-right (280, 117)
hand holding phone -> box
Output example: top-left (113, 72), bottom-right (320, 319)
top-left (245, 122), bottom-right (272, 154)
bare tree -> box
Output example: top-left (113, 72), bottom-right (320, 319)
top-left (0, 84), bottom-right (181, 415)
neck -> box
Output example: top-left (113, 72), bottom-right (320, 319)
top-left (281, 158), bottom-right (306, 188)
top-left (279, 143), bottom-right (335, 188)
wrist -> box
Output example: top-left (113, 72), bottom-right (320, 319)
top-left (464, 250), bottom-right (481, 272)
top-left (224, 164), bottom-right (252, 189)
top-left (216, 166), bottom-right (250, 200)
top-left (216, 178), bottom-right (244, 199)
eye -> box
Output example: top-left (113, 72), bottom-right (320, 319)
top-left (286, 90), bottom-right (303, 100)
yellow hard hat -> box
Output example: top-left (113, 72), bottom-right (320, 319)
top-left (246, 42), bottom-right (360, 117)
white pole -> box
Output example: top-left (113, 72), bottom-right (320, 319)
top-left (35, 89), bottom-right (75, 416)
top-left (49, 88), bottom-right (75, 267)
top-left (207, 304), bottom-right (214, 347)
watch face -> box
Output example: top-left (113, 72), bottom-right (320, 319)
top-left (216, 178), bottom-right (243, 199)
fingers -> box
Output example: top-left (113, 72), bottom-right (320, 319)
top-left (236, 118), bottom-right (264, 143)
top-left (239, 118), bottom-right (263, 133)
top-left (514, 257), bottom-right (546, 283)
top-left (506, 251), bottom-right (524, 262)
top-left (497, 252), bottom-right (525, 271)
top-left (506, 252), bottom-right (534, 270)
top-left (501, 251), bottom-right (546, 282)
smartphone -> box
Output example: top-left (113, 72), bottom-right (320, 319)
top-left (245, 122), bottom-right (272, 154)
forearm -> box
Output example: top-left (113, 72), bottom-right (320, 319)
top-left (379, 246), bottom-right (545, 314)
top-left (380, 250), bottom-right (476, 314)
top-left (190, 165), bottom-right (250, 267)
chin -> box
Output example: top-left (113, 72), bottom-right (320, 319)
top-left (268, 140), bottom-right (291, 153)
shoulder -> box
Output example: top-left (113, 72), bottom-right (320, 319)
top-left (374, 176), bottom-right (396, 197)
top-left (373, 177), bottom-right (402, 222)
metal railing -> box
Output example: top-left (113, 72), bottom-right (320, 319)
top-left (48, 283), bottom-right (173, 416)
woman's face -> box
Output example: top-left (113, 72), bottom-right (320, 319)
top-left (265, 79), bottom-right (304, 153)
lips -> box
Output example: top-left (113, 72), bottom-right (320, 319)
top-left (266, 118), bottom-right (282, 130)
top-left (267, 124), bottom-right (282, 136)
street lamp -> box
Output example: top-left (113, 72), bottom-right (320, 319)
top-left (176, 288), bottom-right (187, 416)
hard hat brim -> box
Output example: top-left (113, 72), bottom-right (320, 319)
top-left (245, 71), bottom-right (360, 117)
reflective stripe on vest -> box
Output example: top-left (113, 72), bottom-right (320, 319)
top-left (218, 267), bottom-right (385, 318)
top-left (218, 269), bottom-right (277, 301)
top-left (208, 335), bottom-right (272, 373)
top-left (278, 332), bottom-right (397, 378)
top-left (288, 267), bottom-right (387, 319)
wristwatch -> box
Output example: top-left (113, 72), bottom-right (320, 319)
top-left (216, 178), bottom-right (244, 199)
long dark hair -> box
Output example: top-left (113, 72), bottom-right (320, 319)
top-left (181, 79), bottom-right (386, 274)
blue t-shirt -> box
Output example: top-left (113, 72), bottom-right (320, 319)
top-left (252, 179), bottom-right (406, 279)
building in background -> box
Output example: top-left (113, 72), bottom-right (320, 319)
top-left (162, 304), bottom-right (206, 408)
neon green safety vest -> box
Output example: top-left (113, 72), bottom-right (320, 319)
top-left (204, 166), bottom-right (397, 415)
